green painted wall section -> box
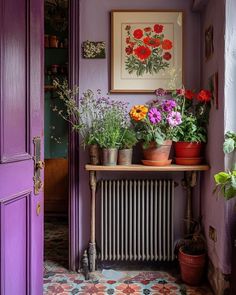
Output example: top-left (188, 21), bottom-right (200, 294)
top-left (44, 23), bottom-right (68, 159)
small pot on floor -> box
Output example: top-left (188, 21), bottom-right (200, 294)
top-left (178, 247), bottom-right (206, 286)
top-left (118, 149), bottom-right (133, 165)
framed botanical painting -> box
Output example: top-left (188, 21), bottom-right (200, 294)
top-left (111, 11), bottom-right (183, 93)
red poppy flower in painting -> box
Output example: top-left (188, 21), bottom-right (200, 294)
top-left (185, 90), bottom-right (196, 100)
top-left (163, 52), bottom-right (172, 61)
top-left (154, 24), bottom-right (164, 33)
top-left (126, 37), bottom-right (131, 44)
top-left (144, 27), bottom-right (152, 32)
top-left (125, 24), bottom-right (173, 76)
top-left (197, 89), bottom-right (212, 102)
top-left (162, 39), bottom-right (173, 50)
top-left (134, 46), bottom-right (152, 60)
top-left (125, 46), bottom-right (133, 55)
top-left (143, 37), bottom-right (161, 47)
top-left (133, 29), bottom-right (143, 39)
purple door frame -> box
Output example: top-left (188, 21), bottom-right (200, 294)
top-left (68, 0), bottom-right (80, 271)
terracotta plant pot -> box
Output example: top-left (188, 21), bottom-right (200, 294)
top-left (89, 144), bottom-right (100, 165)
top-left (118, 149), bottom-right (133, 165)
top-left (102, 148), bottom-right (118, 166)
top-left (174, 142), bottom-right (203, 158)
top-left (178, 248), bottom-right (206, 286)
top-left (143, 140), bottom-right (172, 161)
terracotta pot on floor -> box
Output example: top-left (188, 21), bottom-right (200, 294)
top-left (178, 248), bottom-right (206, 286)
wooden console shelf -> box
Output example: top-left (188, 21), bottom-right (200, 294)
top-left (84, 163), bottom-right (210, 274)
top-left (85, 164), bottom-right (210, 172)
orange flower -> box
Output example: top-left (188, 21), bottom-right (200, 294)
top-left (162, 39), bottom-right (173, 50)
top-left (130, 105), bottom-right (148, 121)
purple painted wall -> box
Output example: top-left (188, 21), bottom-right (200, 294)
top-left (200, 0), bottom-right (235, 275)
top-left (78, 0), bottom-right (201, 256)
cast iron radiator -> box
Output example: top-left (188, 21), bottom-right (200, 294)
top-left (100, 179), bottom-right (175, 262)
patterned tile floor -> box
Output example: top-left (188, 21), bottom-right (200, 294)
top-left (44, 217), bottom-right (214, 295)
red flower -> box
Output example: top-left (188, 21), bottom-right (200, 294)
top-left (177, 89), bottom-right (185, 95)
top-left (144, 27), bottom-right (152, 32)
top-left (185, 90), bottom-right (196, 100)
top-left (162, 39), bottom-right (173, 50)
top-left (125, 46), bottom-right (133, 55)
top-left (133, 29), bottom-right (143, 39)
top-left (143, 37), bottom-right (161, 47)
top-left (197, 90), bottom-right (212, 102)
top-left (134, 46), bottom-right (152, 60)
top-left (154, 24), bottom-right (164, 34)
top-left (163, 52), bottom-right (172, 61)
top-left (126, 37), bottom-right (131, 44)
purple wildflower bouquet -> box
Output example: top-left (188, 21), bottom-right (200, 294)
top-left (130, 88), bottom-right (182, 147)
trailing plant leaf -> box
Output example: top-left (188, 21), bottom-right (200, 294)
top-left (224, 138), bottom-right (235, 154)
top-left (214, 172), bottom-right (231, 184)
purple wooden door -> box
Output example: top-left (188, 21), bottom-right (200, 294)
top-left (0, 0), bottom-right (44, 294)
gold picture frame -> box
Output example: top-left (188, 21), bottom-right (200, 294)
top-left (110, 10), bottom-right (183, 93)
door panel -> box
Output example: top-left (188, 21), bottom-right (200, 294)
top-left (1, 0), bottom-right (29, 162)
top-left (0, 0), bottom-right (44, 294)
top-left (1, 192), bottom-right (30, 294)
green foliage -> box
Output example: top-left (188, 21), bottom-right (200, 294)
top-left (213, 131), bottom-right (236, 200)
top-left (223, 131), bottom-right (236, 154)
top-left (52, 78), bottom-right (82, 131)
top-left (125, 52), bottom-right (169, 77)
top-left (175, 218), bottom-right (206, 256)
top-left (134, 118), bottom-right (166, 148)
top-left (119, 128), bottom-right (137, 149)
top-left (94, 108), bottom-right (123, 149)
top-left (172, 115), bottom-right (207, 143)
top-left (214, 171), bottom-right (236, 200)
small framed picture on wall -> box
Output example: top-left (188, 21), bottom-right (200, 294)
top-left (110, 10), bottom-right (183, 93)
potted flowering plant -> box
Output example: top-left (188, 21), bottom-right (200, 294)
top-left (170, 88), bottom-right (212, 165)
top-left (118, 127), bottom-right (137, 165)
top-left (53, 79), bottom-right (103, 164)
top-left (93, 98), bottom-right (129, 166)
top-left (129, 93), bottom-right (182, 166)
top-left (175, 218), bottom-right (207, 286)
top-left (53, 79), bottom-right (128, 166)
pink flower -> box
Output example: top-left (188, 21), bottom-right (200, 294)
top-left (155, 88), bottom-right (167, 97)
top-left (148, 108), bottom-right (162, 124)
top-left (167, 111), bottom-right (182, 127)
